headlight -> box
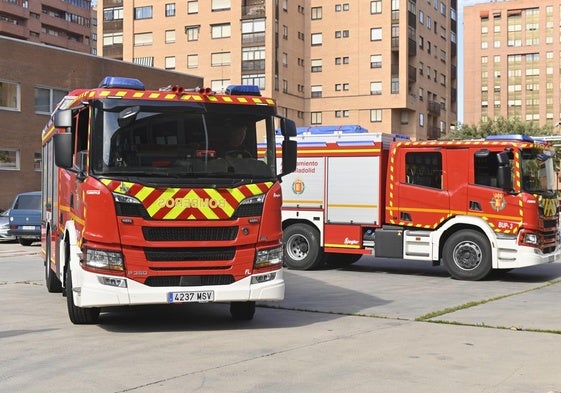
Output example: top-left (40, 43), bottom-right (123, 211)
top-left (84, 248), bottom-right (124, 271)
top-left (524, 233), bottom-right (539, 245)
top-left (113, 192), bottom-right (141, 204)
top-left (254, 245), bottom-right (283, 269)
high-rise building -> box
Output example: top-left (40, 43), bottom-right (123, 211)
top-left (98, 0), bottom-right (457, 140)
top-left (464, 0), bottom-right (561, 128)
top-left (0, 0), bottom-right (94, 54)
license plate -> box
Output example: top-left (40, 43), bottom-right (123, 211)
top-left (22, 226), bottom-right (35, 230)
top-left (167, 291), bottom-right (214, 303)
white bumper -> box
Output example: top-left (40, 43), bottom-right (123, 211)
top-left (495, 237), bottom-right (561, 269)
top-left (72, 268), bottom-right (285, 308)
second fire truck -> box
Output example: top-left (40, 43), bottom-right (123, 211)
top-left (279, 127), bottom-right (560, 280)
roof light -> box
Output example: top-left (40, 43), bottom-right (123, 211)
top-left (485, 134), bottom-right (534, 142)
top-left (98, 77), bottom-right (145, 91)
top-left (225, 85), bottom-right (261, 96)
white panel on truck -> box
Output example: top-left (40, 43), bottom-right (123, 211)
top-left (280, 157), bottom-right (325, 208)
top-left (326, 156), bottom-right (380, 224)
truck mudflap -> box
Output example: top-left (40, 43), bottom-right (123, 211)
top-left (70, 268), bottom-right (285, 308)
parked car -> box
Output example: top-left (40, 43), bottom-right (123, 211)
top-left (8, 191), bottom-right (41, 246)
top-left (0, 209), bottom-right (16, 242)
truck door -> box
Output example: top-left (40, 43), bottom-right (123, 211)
top-left (390, 148), bottom-right (450, 228)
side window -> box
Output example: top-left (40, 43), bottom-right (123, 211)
top-left (474, 152), bottom-right (499, 187)
top-left (74, 107), bottom-right (89, 167)
top-left (405, 152), bottom-right (442, 189)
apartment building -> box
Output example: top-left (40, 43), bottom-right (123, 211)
top-left (0, 0), bottom-right (95, 54)
top-left (464, 0), bottom-right (561, 128)
top-left (98, 0), bottom-right (457, 140)
top-left (0, 36), bottom-right (202, 209)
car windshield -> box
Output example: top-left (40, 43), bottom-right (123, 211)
top-left (14, 195), bottom-right (41, 210)
top-left (90, 100), bottom-right (277, 182)
top-left (520, 148), bottom-right (557, 194)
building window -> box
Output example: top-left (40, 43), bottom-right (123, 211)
top-left (370, 109), bottom-right (382, 122)
top-left (211, 23), bottom-right (231, 39)
top-left (211, 79), bottom-right (231, 93)
top-left (311, 6), bottom-right (322, 19)
top-left (134, 32), bottom-right (153, 46)
top-left (133, 57), bottom-right (154, 67)
top-left (311, 59), bottom-right (322, 72)
top-left (185, 25), bottom-right (200, 41)
top-left (370, 81), bottom-right (382, 95)
top-left (165, 3), bottom-right (176, 17)
top-left (311, 112), bottom-right (322, 125)
top-left (242, 18), bottom-right (265, 44)
top-left (134, 6), bottom-right (153, 20)
top-left (205, 52), bottom-right (228, 69)
top-left (0, 80), bottom-right (20, 111)
top-left (242, 74), bottom-right (265, 90)
top-left (282, 52), bottom-right (288, 66)
top-left (242, 46), bottom-right (265, 72)
top-left (103, 32), bottom-right (123, 46)
top-left (165, 30), bottom-right (176, 43)
top-left (165, 56), bottom-right (176, 70)
top-left (282, 79), bottom-right (288, 93)
top-left (103, 6), bottom-right (123, 21)
top-left (371, 0), bottom-right (381, 14)
top-left (187, 1), bottom-right (198, 14)
top-left (370, 54), bottom-right (382, 68)
top-left (187, 54), bottom-right (199, 68)
top-left (34, 152), bottom-right (41, 172)
top-left (311, 85), bottom-right (323, 98)
top-left (311, 33), bottom-right (323, 46)
top-left (419, 113), bottom-right (424, 127)
top-left (211, 0), bottom-right (230, 11)
top-left (371, 27), bottom-right (382, 41)
top-left (0, 148), bottom-right (19, 170)
top-left (34, 87), bottom-right (67, 114)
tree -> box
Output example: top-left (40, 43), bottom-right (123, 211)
top-left (442, 117), bottom-right (554, 141)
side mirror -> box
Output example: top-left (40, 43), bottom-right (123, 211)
top-left (496, 151), bottom-right (512, 191)
top-left (280, 118), bottom-right (297, 137)
top-left (54, 109), bottom-right (72, 128)
top-left (280, 139), bottom-right (297, 177)
top-left (53, 133), bottom-right (73, 169)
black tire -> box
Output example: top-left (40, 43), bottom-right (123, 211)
top-left (443, 229), bottom-right (492, 281)
top-left (230, 301), bottom-right (256, 320)
top-left (66, 267), bottom-right (100, 324)
top-left (324, 253), bottom-right (362, 268)
top-left (283, 223), bottom-right (324, 270)
top-left (45, 233), bottom-right (62, 293)
top-left (18, 238), bottom-right (33, 246)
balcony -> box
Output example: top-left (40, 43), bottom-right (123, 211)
top-left (0, 19), bottom-right (28, 39)
top-left (0, 0), bottom-right (30, 19)
top-left (427, 101), bottom-right (441, 116)
top-left (242, 1), bottom-right (265, 18)
top-left (427, 127), bottom-right (441, 140)
top-left (408, 65), bottom-right (417, 83)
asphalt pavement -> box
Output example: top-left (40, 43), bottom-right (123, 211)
top-left (1, 241), bottom-right (561, 393)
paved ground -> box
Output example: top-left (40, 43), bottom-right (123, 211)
top-left (1, 241), bottom-right (561, 393)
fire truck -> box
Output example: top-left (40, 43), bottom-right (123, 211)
top-left (41, 76), bottom-right (297, 324)
top-left (278, 126), bottom-right (560, 280)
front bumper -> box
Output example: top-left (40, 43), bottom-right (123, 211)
top-left (495, 236), bottom-right (561, 268)
top-left (70, 267), bottom-right (285, 308)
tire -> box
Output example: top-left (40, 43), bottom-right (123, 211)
top-left (230, 301), bottom-right (255, 320)
top-left (66, 267), bottom-right (100, 324)
top-left (443, 229), bottom-right (492, 281)
top-left (18, 238), bottom-right (33, 246)
top-left (45, 233), bottom-right (62, 293)
top-left (283, 223), bottom-right (324, 270)
top-left (324, 253), bottom-right (362, 268)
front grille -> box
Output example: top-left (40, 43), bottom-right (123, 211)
top-left (143, 226), bottom-right (238, 241)
top-left (235, 203), bottom-right (263, 217)
top-left (543, 218), bottom-right (558, 229)
top-left (116, 202), bottom-right (150, 219)
top-left (145, 247), bottom-right (235, 261)
top-left (144, 275), bottom-right (235, 287)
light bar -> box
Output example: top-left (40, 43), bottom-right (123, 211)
top-left (225, 85), bottom-right (261, 96)
top-left (486, 134), bottom-right (534, 142)
top-left (98, 76), bottom-right (145, 91)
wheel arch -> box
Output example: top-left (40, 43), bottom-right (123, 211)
top-left (282, 218), bottom-right (323, 244)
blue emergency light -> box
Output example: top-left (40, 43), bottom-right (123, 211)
top-left (224, 85), bottom-right (261, 96)
top-left (485, 134), bottom-right (534, 142)
top-left (98, 76), bottom-right (145, 91)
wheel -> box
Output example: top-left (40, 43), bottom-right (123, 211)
top-left (66, 267), bottom-right (100, 324)
top-left (18, 238), bottom-right (33, 246)
top-left (443, 229), bottom-right (492, 281)
top-left (324, 253), bottom-right (362, 268)
top-left (283, 223), bottom-right (324, 270)
top-left (230, 301), bottom-right (255, 320)
top-left (45, 233), bottom-right (62, 293)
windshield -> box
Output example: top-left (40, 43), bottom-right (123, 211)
top-left (90, 100), bottom-right (277, 182)
top-left (520, 147), bottom-right (557, 194)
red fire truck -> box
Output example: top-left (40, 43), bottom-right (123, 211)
top-left (279, 126), bottom-right (560, 280)
top-left (41, 76), bottom-right (297, 324)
